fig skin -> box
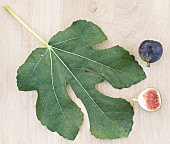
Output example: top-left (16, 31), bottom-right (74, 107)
top-left (139, 40), bottom-right (163, 67)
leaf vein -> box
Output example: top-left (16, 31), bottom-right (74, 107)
top-left (49, 51), bottom-right (68, 126)
top-left (51, 49), bottom-right (124, 134)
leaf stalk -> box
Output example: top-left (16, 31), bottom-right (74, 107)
top-left (4, 5), bottom-right (50, 48)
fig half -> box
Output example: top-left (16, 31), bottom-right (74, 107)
top-left (133, 88), bottom-right (161, 111)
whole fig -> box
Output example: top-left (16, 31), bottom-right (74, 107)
top-left (139, 40), bottom-right (163, 67)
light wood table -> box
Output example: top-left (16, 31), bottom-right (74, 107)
top-left (0, 0), bottom-right (170, 144)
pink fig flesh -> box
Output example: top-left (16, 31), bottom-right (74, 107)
top-left (144, 89), bottom-right (160, 111)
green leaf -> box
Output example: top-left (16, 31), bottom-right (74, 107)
top-left (17, 20), bottom-right (146, 140)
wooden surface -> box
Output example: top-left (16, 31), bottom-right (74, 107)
top-left (0, 0), bottom-right (170, 144)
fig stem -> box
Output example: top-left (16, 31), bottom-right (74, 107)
top-left (146, 62), bottom-right (150, 67)
top-left (4, 5), bottom-right (50, 49)
top-left (132, 97), bottom-right (138, 102)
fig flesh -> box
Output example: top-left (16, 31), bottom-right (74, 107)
top-left (133, 88), bottom-right (161, 111)
top-left (139, 40), bottom-right (163, 67)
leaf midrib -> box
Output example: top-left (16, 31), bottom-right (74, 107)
top-left (23, 49), bottom-right (69, 127)
top-left (24, 50), bottom-right (49, 86)
top-left (52, 47), bottom-right (143, 77)
top-left (49, 50), bottom-right (68, 126)
top-left (50, 48), bottom-right (124, 135)
top-left (50, 34), bottom-right (93, 46)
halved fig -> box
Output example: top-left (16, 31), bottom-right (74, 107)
top-left (133, 88), bottom-right (161, 111)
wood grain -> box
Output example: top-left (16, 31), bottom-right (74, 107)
top-left (0, 0), bottom-right (170, 144)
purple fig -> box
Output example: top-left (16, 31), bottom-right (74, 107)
top-left (139, 40), bottom-right (163, 67)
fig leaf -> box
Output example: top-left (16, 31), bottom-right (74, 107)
top-left (17, 20), bottom-right (146, 140)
